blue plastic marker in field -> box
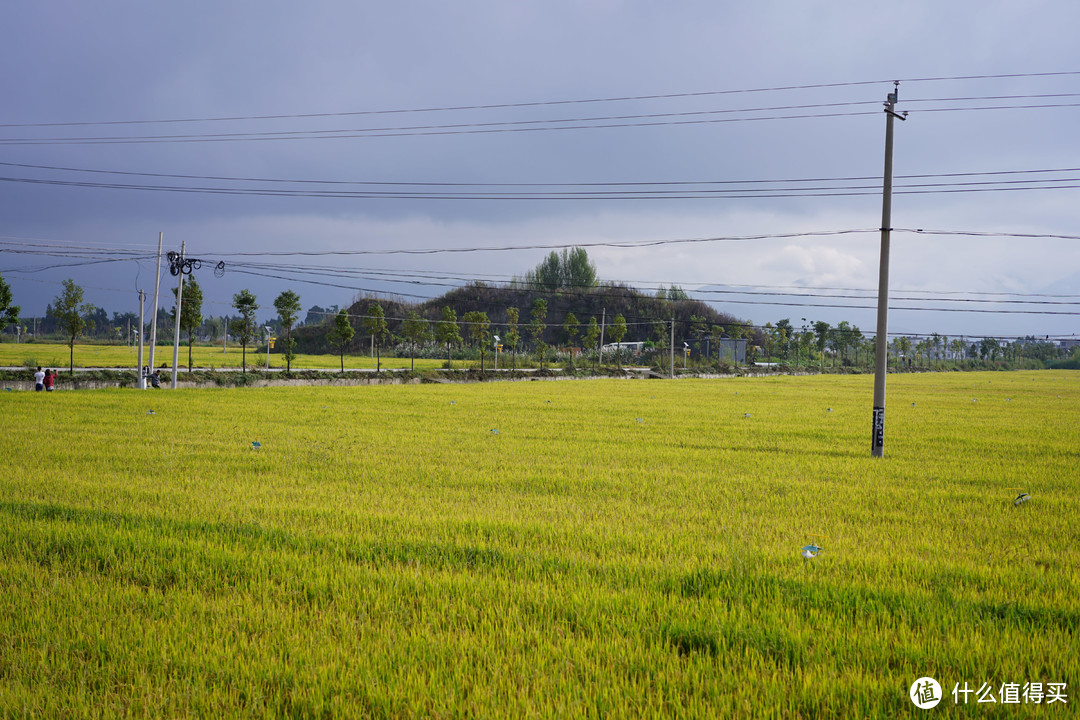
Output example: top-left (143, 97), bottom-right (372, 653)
top-left (490, 429), bottom-right (498, 435)
top-left (252, 441), bottom-right (261, 449)
top-left (636, 418), bottom-right (643, 423)
top-left (801, 544), bottom-right (823, 560)
top-left (146, 410), bottom-right (155, 415)
top-left (744, 413), bottom-right (751, 418)
top-left (1013, 492), bottom-right (1031, 506)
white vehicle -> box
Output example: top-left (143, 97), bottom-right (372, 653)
top-left (602, 341), bottom-right (645, 355)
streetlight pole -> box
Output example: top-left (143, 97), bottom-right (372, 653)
top-left (265, 327), bottom-right (272, 370)
top-left (871, 83), bottom-right (906, 457)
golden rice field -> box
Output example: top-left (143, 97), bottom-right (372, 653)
top-left (1, 371), bottom-right (1077, 717)
top-left (1, 341), bottom-right (445, 371)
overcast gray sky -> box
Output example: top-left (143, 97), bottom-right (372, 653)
top-left (2, 1), bottom-right (1079, 340)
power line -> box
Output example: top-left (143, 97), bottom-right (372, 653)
top-left (5, 173), bottom-right (1080, 200)
top-left (0, 109), bottom-right (885, 145)
top-left (2, 71), bottom-right (1076, 128)
top-left (6, 160), bottom-right (1080, 188)
top-left (12, 239), bottom-right (1078, 300)
top-left (2, 99), bottom-right (1077, 146)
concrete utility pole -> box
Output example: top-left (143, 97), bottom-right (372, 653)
top-left (598, 307), bottom-right (606, 367)
top-left (871, 83), bottom-right (906, 457)
top-left (171, 241), bottom-right (185, 389)
top-left (670, 317), bottom-right (675, 379)
top-left (148, 232), bottom-right (163, 373)
top-left (137, 290), bottom-right (146, 389)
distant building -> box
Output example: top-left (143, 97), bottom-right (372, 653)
top-left (716, 338), bottom-right (747, 364)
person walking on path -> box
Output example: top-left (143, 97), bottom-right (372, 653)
top-left (44, 369), bottom-right (55, 392)
top-left (34, 367), bottom-right (44, 391)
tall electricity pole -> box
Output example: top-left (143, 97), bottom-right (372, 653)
top-left (171, 241), bottom-right (185, 389)
top-left (871, 83), bottom-right (906, 457)
top-left (669, 317), bottom-right (675, 379)
top-left (147, 232), bottom-right (163, 373)
top-left (137, 290), bottom-right (146, 389)
top-left (598, 307), bottom-right (605, 367)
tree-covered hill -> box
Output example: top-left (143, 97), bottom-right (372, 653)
top-left (294, 281), bottom-right (754, 354)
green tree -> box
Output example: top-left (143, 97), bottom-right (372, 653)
top-left (230, 289), bottom-right (258, 374)
top-left (979, 337), bottom-right (1000, 361)
top-left (529, 298), bottom-right (548, 370)
top-left (434, 306), bottom-right (462, 369)
top-left (464, 310), bottom-right (491, 371)
top-left (607, 314), bottom-right (627, 368)
top-left (771, 324), bottom-right (789, 365)
top-left (273, 289), bottom-right (302, 373)
top-left (774, 319), bottom-right (793, 360)
top-left (798, 330), bottom-right (814, 370)
top-left (812, 321), bottom-right (831, 371)
top-left (171, 275), bottom-right (204, 372)
top-left (897, 336), bottom-right (913, 369)
top-left (400, 310), bottom-right (430, 371)
top-left (561, 247), bottom-right (598, 289)
top-left (0, 273), bottom-right (20, 339)
top-left (363, 302), bottom-right (389, 372)
top-left (562, 312), bottom-right (579, 350)
top-left (326, 309), bottom-right (355, 372)
top-left (203, 316), bottom-right (225, 342)
top-left (710, 325), bottom-right (725, 369)
top-left (504, 307), bottom-right (520, 370)
top-left (950, 337), bottom-right (966, 364)
top-left (524, 247), bottom-right (598, 291)
top-left (915, 338), bottom-right (930, 369)
top-left (657, 284), bottom-right (689, 302)
top-left (52, 279), bottom-right (94, 374)
top-left (582, 316), bottom-right (600, 370)
top-left (832, 321), bottom-right (853, 368)
top-left (689, 315), bottom-right (708, 356)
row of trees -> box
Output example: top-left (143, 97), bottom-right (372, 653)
top-left (0, 273), bottom-right (307, 375)
top-left (3, 270), bottom-right (1072, 374)
top-left (319, 297), bottom-right (634, 373)
top-left (754, 318), bottom-right (1067, 370)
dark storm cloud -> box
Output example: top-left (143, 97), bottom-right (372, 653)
top-left (2, 1), bottom-right (1079, 339)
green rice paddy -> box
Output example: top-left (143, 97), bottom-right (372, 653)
top-left (0, 371), bottom-right (1076, 717)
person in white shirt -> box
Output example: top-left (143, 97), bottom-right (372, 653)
top-left (33, 367), bottom-right (45, 391)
